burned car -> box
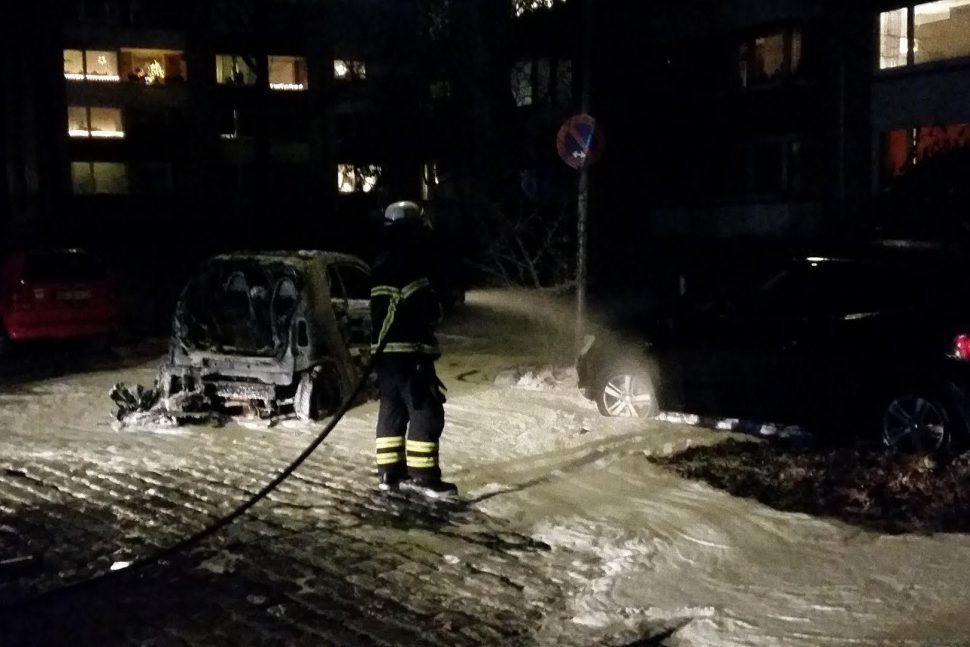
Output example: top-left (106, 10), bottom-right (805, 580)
top-left (142, 251), bottom-right (373, 422)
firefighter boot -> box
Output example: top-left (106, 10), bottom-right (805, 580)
top-left (400, 476), bottom-right (458, 500)
top-left (378, 470), bottom-right (408, 492)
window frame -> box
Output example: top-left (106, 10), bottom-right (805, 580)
top-left (268, 55), bottom-right (308, 91)
top-left (67, 106), bottom-right (125, 139)
top-left (736, 28), bottom-right (802, 88)
top-left (119, 47), bottom-right (188, 85)
top-left (70, 161), bottom-right (130, 195)
top-left (879, 121), bottom-right (970, 183)
top-left (877, 1), bottom-right (970, 71)
top-left (64, 48), bottom-right (121, 82)
top-left (336, 163), bottom-right (382, 194)
top-left (215, 54), bottom-right (259, 86)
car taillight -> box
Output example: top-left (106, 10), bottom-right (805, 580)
top-left (953, 334), bottom-right (970, 360)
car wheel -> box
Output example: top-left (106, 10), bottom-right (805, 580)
top-left (294, 367), bottom-right (339, 422)
top-left (881, 392), bottom-right (952, 452)
top-left (595, 364), bottom-right (658, 418)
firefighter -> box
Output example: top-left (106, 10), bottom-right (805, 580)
top-left (371, 200), bottom-right (457, 499)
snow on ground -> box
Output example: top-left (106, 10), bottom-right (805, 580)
top-left (2, 289), bottom-right (970, 644)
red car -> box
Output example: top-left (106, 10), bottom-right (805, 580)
top-left (0, 249), bottom-right (120, 352)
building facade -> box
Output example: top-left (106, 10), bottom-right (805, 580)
top-left (594, 0), bottom-right (970, 242)
top-left (2, 0), bottom-right (436, 262)
top-left (4, 0), bottom-right (968, 292)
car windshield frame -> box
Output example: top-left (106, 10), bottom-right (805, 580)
top-left (174, 258), bottom-right (306, 358)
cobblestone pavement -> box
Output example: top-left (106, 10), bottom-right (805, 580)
top-left (0, 445), bottom-right (577, 646)
top-left (0, 304), bottom-right (674, 646)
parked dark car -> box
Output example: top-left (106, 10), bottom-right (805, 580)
top-left (578, 253), bottom-right (970, 450)
top-left (0, 249), bottom-right (120, 353)
top-left (159, 251), bottom-right (372, 420)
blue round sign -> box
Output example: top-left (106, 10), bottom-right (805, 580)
top-left (557, 114), bottom-right (605, 170)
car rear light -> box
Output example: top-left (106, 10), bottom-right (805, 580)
top-left (953, 334), bottom-right (970, 360)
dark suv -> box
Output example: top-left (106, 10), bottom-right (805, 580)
top-left (578, 253), bottom-right (970, 450)
top-left (160, 251), bottom-right (372, 420)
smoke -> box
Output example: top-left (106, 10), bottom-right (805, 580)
top-left (461, 289), bottom-right (638, 367)
top-left (462, 289), bottom-right (582, 365)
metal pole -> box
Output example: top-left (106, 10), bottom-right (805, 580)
top-left (575, 0), bottom-right (593, 353)
top-left (576, 168), bottom-right (589, 351)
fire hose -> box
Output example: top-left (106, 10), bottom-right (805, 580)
top-left (1, 283), bottom-right (419, 609)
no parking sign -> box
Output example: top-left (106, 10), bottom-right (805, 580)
top-left (556, 114), bottom-right (605, 170)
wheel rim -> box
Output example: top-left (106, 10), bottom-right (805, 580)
top-left (882, 395), bottom-right (947, 451)
top-left (602, 373), bottom-right (653, 417)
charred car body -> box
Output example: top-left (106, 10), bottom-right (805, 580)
top-left (149, 251), bottom-right (373, 421)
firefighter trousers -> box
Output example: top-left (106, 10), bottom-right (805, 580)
top-left (375, 354), bottom-right (446, 481)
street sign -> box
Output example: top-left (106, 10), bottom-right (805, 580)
top-left (556, 114), bottom-right (605, 170)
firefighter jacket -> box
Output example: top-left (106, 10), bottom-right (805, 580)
top-left (370, 221), bottom-right (443, 356)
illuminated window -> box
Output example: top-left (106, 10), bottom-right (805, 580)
top-left (333, 60), bottom-right (366, 81)
top-left (67, 106), bottom-right (124, 138)
top-left (89, 108), bottom-right (124, 138)
top-left (269, 55), bottom-right (308, 90)
top-left (880, 1), bottom-right (970, 69)
top-left (337, 164), bottom-right (381, 193)
top-left (119, 48), bottom-right (186, 84)
top-left (71, 162), bottom-right (129, 194)
top-left (879, 9), bottom-right (908, 68)
top-left (67, 107), bottom-right (89, 136)
top-left (64, 50), bottom-right (84, 79)
top-left (86, 51), bottom-right (119, 80)
top-left (63, 49), bottom-right (119, 82)
top-left (916, 1), bottom-right (970, 63)
top-left (882, 122), bottom-right (970, 180)
top-left (738, 30), bottom-right (801, 87)
top-left (216, 54), bottom-right (257, 86)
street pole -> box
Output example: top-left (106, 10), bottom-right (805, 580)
top-left (575, 0), bottom-right (593, 354)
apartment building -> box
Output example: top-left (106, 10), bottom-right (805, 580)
top-left (2, 0), bottom-right (432, 259)
top-left (595, 0), bottom-right (970, 241)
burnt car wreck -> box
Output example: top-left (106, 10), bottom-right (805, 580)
top-left (112, 251), bottom-right (374, 426)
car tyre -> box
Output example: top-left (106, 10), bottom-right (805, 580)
top-left (880, 389), bottom-right (957, 452)
top-left (295, 367), bottom-right (339, 422)
top-left (595, 363), bottom-right (659, 418)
